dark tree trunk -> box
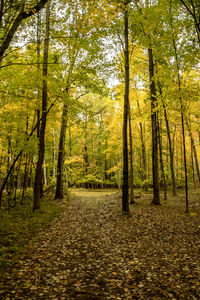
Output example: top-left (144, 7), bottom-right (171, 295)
top-left (190, 139), bottom-right (196, 189)
top-left (84, 116), bottom-right (89, 189)
top-left (0, 0), bottom-right (4, 28)
top-left (21, 154), bottom-right (28, 205)
top-left (129, 110), bottom-right (135, 204)
top-left (186, 119), bottom-right (200, 184)
top-left (33, 0), bottom-right (51, 211)
top-left (157, 113), bottom-right (167, 200)
top-left (170, 0), bottom-right (188, 212)
top-left (122, 1), bottom-right (130, 213)
top-left (55, 102), bottom-right (68, 199)
top-left (137, 99), bottom-right (147, 181)
top-left (148, 47), bottom-right (160, 205)
top-left (158, 83), bottom-right (176, 196)
top-left (36, 8), bottom-right (41, 139)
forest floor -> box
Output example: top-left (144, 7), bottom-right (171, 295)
top-left (0, 189), bottom-right (200, 299)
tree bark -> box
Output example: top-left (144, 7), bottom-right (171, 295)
top-left (55, 102), bottom-right (68, 199)
top-left (0, 0), bottom-right (4, 28)
top-left (84, 116), bottom-right (89, 189)
top-left (33, 0), bottom-right (51, 211)
top-left (190, 139), bottom-right (196, 189)
top-left (129, 110), bottom-right (135, 204)
top-left (136, 99), bottom-right (147, 181)
top-left (157, 113), bottom-right (167, 200)
top-left (122, 1), bottom-right (130, 213)
top-left (148, 47), bottom-right (160, 205)
top-left (158, 83), bottom-right (176, 196)
top-left (186, 119), bottom-right (200, 185)
top-left (170, 0), bottom-right (188, 212)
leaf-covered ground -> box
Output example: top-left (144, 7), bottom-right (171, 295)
top-left (1, 189), bottom-right (200, 299)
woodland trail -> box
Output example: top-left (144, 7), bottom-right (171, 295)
top-left (1, 189), bottom-right (200, 299)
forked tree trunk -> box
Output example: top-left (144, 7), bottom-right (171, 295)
top-left (122, 1), bottom-right (130, 213)
top-left (33, 0), bottom-right (51, 211)
top-left (148, 47), bottom-right (160, 205)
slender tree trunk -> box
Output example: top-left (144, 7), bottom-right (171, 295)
top-left (190, 139), bottom-right (196, 189)
top-left (36, 8), bottom-right (41, 139)
top-left (33, 0), bottom-right (51, 211)
top-left (129, 111), bottom-right (135, 204)
top-left (158, 83), bottom-right (176, 196)
top-left (137, 99), bottom-right (147, 181)
top-left (52, 129), bottom-right (56, 180)
top-left (84, 116), bottom-right (89, 189)
top-left (21, 154), bottom-right (28, 205)
top-left (170, 0), bottom-right (188, 212)
top-left (69, 125), bottom-right (72, 157)
top-left (0, 0), bottom-right (4, 28)
top-left (157, 113), bottom-right (167, 200)
top-left (122, 2), bottom-right (130, 213)
top-left (148, 47), bottom-right (160, 205)
top-left (186, 119), bottom-right (200, 185)
top-left (104, 139), bottom-right (108, 185)
top-left (55, 102), bottom-right (68, 199)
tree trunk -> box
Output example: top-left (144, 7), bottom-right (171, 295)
top-left (157, 113), bottom-right (167, 200)
top-left (55, 102), bottom-right (68, 199)
top-left (33, 0), bottom-right (51, 211)
top-left (84, 116), bottom-right (89, 189)
top-left (170, 0), bottom-right (188, 212)
top-left (158, 83), bottom-right (176, 196)
top-left (52, 129), bottom-right (56, 180)
top-left (0, 0), bottom-right (4, 28)
top-left (137, 99), bottom-right (147, 181)
top-left (129, 110), bottom-right (135, 204)
top-left (148, 47), bottom-right (160, 205)
top-left (122, 1), bottom-right (130, 213)
top-left (186, 119), bottom-right (200, 185)
top-left (190, 139), bottom-right (196, 189)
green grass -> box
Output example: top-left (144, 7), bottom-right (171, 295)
top-left (0, 195), bottom-right (62, 274)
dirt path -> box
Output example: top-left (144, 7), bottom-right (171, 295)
top-left (1, 190), bottom-right (200, 299)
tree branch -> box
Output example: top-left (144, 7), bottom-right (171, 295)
top-left (0, 0), bottom-right (48, 60)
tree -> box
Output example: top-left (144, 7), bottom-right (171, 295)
top-left (33, 0), bottom-right (51, 211)
top-left (122, 0), bottom-right (130, 213)
top-left (148, 47), bottom-right (160, 205)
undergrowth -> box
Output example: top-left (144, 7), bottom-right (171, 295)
top-left (0, 192), bottom-right (62, 275)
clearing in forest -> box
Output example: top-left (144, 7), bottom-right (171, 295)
top-left (0, 189), bottom-right (200, 299)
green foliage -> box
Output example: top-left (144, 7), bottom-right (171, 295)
top-left (0, 194), bottom-right (62, 273)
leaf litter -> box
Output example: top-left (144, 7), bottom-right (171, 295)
top-left (0, 189), bottom-right (200, 299)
